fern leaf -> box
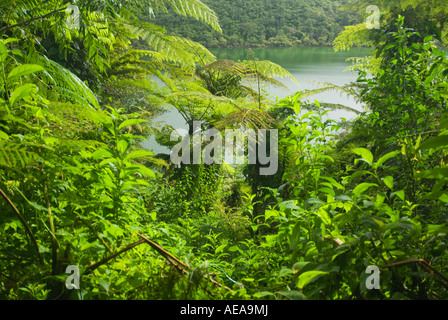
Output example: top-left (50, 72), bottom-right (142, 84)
top-left (333, 23), bottom-right (372, 52)
top-left (149, 0), bottom-right (222, 32)
top-left (0, 142), bottom-right (40, 167)
top-left (38, 56), bottom-right (99, 109)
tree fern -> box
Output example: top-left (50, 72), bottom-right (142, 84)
top-left (37, 56), bottom-right (100, 109)
top-left (125, 20), bottom-right (215, 70)
top-left (147, 0), bottom-right (221, 32)
top-left (196, 58), bottom-right (297, 102)
top-left (333, 23), bottom-right (372, 52)
top-left (239, 59), bottom-right (298, 86)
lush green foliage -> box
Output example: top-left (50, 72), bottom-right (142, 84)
top-left (152, 0), bottom-right (361, 48)
top-left (1, 0), bottom-right (448, 302)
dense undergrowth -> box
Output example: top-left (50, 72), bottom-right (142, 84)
top-left (1, 0), bottom-right (448, 300)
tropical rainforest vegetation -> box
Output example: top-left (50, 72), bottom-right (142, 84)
top-left (1, 0), bottom-right (448, 301)
top-left (153, 0), bottom-right (361, 47)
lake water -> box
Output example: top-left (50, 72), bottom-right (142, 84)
top-left (143, 46), bottom-right (372, 153)
top-left (212, 46), bottom-right (371, 119)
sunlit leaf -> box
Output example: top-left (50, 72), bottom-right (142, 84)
top-left (7, 64), bottom-right (44, 80)
top-left (352, 147), bottom-right (373, 165)
top-left (352, 183), bottom-right (378, 196)
top-left (297, 271), bottom-right (328, 289)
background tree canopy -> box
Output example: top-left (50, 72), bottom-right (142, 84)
top-left (152, 0), bottom-right (361, 47)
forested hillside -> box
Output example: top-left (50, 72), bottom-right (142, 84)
top-left (1, 0), bottom-right (448, 304)
top-left (152, 0), bottom-right (361, 47)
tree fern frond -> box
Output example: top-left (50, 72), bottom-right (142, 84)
top-left (0, 0), bottom-right (40, 8)
top-left (38, 56), bottom-right (99, 109)
top-left (149, 0), bottom-right (222, 32)
top-left (299, 80), bottom-right (362, 103)
top-left (239, 60), bottom-right (298, 86)
top-left (244, 72), bottom-right (289, 89)
top-left (302, 102), bottom-right (362, 115)
top-left (53, 138), bottom-right (106, 152)
top-left (47, 102), bottom-right (108, 127)
top-left (333, 23), bottom-right (372, 52)
top-left (125, 20), bottom-right (215, 69)
top-left (213, 107), bottom-right (277, 130)
top-left (344, 55), bottom-right (379, 74)
top-left (109, 49), bottom-right (165, 67)
top-left (166, 90), bottom-right (236, 106)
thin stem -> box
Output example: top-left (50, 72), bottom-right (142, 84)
top-left (0, 8), bottom-right (66, 34)
top-left (77, 216), bottom-right (113, 254)
top-left (83, 239), bottom-right (145, 276)
top-left (42, 180), bottom-right (58, 275)
top-left (0, 188), bottom-right (43, 265)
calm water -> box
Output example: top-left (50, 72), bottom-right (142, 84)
top-left (212, 46), bottom-right (372, 119)
top-left (144, 46), bottom-right (372, 153)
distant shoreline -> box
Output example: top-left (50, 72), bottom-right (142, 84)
top-left (205, 43), bottom-right (335, 49)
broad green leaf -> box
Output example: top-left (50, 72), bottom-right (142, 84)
top-left (9, 84), bottom-right (37, 107)
top-left (125, 149), bottom-right (154, 160)
top-left (318, 187), bottom-right (335, 196)
top-left (265, 209), bottom-right (279, 220)
top-left (277, 290), bottom-right (306, 300)
top-left (320, 176), bottom-right (343, 189)
top-left (118, 119), bottom-right (147, 130)
top-left (278, 268), bottom-right (294, 278)
top-left (394, 190), bottom-right (405, 201)
top-left (349, 170), bottom-right (374, 181)
top-left (7, 64), bottom-right (44, 80)
top-left (27, 201), bottom-right (47, 211)
top-left (279, 200), bottom-right (300, 211)
top-left (0, 130), bottom-right (9, 140)
top-left (416, 168), bottom-right (448, 179)
top-left (376, 193), bottom-right (385, 205)
top-left (371, 217), bottom-right (384, 228)
top-left (0, 42), bottom-right (7, 63)
top-left (335, 194), bottom-right (353, 202)
top-left (292, 261), bottom-right (310, 272)
top-left (305, 198), bottom-right (322, 206)
top-left (253, 291), bottom-right (275, 298)
top-left (383, 176), bottom-right (394, 190)
top-left (4, 38), bottom-right (20, 45)
top-left (440, 116), bottom-right (448, 130)
top-left (352, 183), bottom-right (377, 196)
top-left (93, 277), bottom-right (110, 294)
top-left (374, 151), bottom-right (400, 169)
top-left (352, 147), bottom-right (373, 165)
top-left (426, 224), bottom-right (448, 234)
top-left (419, 135), bottom-right (448, 150)
top-left (423, 190), bottom-right (448, 201)
top-left (215, 243), bottom-right (227, 254)
top-left (289, 223), bottom-right (302, 249)
top-left (317, 154), bottom-right (334, 162)
top-left (92, 148), bottom-right (113, 159)
top-left (297, 271), bottom-right (328, 289)
top-left (439, 193), bottom-right (448, 203)
top-left (117, 139), bottom-right (128, 153)
top-left (128, 164), bottom-right (155, 178)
